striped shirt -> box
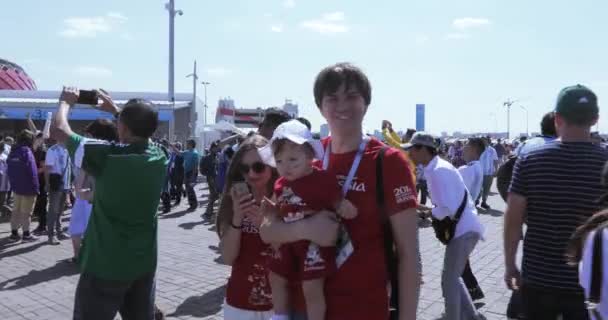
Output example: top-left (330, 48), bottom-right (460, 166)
top-left (510, 141), bottom-right (608, 292)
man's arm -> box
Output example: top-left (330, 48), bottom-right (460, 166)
top-left (259, 209), bottom-right (339, 246)
top-left (503, 192), bottom-right (526, 290)
top-left (50, 87), bottom-right (78, 144)
top-left (390, 208), bottom-right (420, 320)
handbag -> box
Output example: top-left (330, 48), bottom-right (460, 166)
top-left (431, 190), bottom-right (468, 245)
top-left (588, 224), bottom-right (605, 320)
top-left (376, 147), bottom-right (399, 320)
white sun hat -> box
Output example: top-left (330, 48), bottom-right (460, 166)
top-left (258, 120), bottom-right (325, 167)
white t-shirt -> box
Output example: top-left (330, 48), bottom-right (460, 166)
top-left (480, 146), bottom-right (498, 175)
top-left (45, 144), bottom-right (70, 174)
top-left (458, 161), bottom-right (483, 202)
top-left (424, 156), bottom-right (485, 239)
top-left (580, 228), bottom-right (608, 320)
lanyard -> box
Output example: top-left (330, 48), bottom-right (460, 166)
top-left (323, 137), bottom-right (369, 197)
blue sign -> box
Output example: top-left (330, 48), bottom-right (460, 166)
top-left (416, 104), bottom-right (425, 131)
top-left (0, 106), bottom-right (173, 121)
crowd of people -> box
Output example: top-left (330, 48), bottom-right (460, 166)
top-left (0, 63), bottom-right (607, 320)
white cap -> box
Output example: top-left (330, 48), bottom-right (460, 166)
top-left (258, 120), bottom-right (324, 167)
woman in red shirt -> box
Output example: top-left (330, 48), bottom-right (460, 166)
top-left (217, 135), bottom-right (279, 320)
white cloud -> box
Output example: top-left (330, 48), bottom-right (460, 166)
top-left (206, 67), bottom-right (233, 77)
top-left (453, 17), bottom-right (491, 29)
top-left (107, 12), bottom-right (128, 22)
top-left (74, 66), bottom-right (112, 77)
top-left (271, 25), bottom-right (284, 33)
top-left (323, 12), bottom-right (345, 21)
top-left (301, 12), bottom-right (349, 34)
top-left (446, 33), bottom-right (471, 40)
top-left (283, 0), bottom-right (295, 8)
top-left (59, 13), bottom-right (127, 38)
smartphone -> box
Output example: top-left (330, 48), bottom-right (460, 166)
top-left (232, 182), bottom-right (250, 198)
top-left (77, 90), bottom-right (99, 105)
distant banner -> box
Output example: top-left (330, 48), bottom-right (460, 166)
top-left (0, 106), bottom-right (173, 121)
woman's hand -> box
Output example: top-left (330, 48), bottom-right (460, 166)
top-left (231, 187), bottom-right (257, 226)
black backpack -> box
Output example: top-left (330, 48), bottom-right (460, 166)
top-left (199, 153), bottom-right (216, 177)
top-left (496, 155), bottom-right (517, 202)
top-left (376, 147), bottom-right (400, 320)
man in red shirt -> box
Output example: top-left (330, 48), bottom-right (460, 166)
top-left (261, 63), bottom-right (420, 320)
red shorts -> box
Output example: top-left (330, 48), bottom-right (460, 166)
top-left (268, 240), bottom-right (336, 281)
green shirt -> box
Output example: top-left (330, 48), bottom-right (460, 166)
top-left (67, 134), bottom-right (169, 280)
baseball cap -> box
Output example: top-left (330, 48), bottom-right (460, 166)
top-left (555, 84), bottom-right (599, 120)
top-left (402, 132), bottom-right (437, 150)
top-left (258, 120), bottom-right (325, 166)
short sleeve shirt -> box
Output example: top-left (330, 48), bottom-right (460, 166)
top-left (66, 134), bottom-right (169, 281)
top-left (319, 137), bottom-right (417, 320)
top-left (510, 141), bottom-right (608, 292)
top-left (274, 168), bottom-right (341, 222)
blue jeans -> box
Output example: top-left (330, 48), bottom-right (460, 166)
top-left (73, 272), bottom-right (156, 320)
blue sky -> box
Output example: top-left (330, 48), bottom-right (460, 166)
top-left (3, 0), bottom-right (608, 136)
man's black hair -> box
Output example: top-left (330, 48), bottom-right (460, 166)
top-left (296, 117), bottom-right (312, 131)
top-left (467, 138), bottom-right (486, 157)
top-left (261, 108), bottom-right (291, 129)
top-left (119, 99), bottom-right (159, 139)
top-left (187, 139), bottom-right (196, 149)
top-left (17, 129), bottom-right (34, 148)
top-left (313, 62), bottom-right (372, 109)
top-left (540, 112), bottom-right (557, 137)
top-left (86, 119), bottom-right (118, 142)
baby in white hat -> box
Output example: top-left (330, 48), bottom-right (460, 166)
top-left (266, 120), bottom-right (357, 320)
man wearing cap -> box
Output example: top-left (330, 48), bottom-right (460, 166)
top-left (504, 85), bottom-right (608, 319)
top-left (406, 132), bottom-right (485, 320)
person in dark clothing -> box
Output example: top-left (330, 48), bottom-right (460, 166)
top-left (200, 142), bottom-right (219, 218)
top-left (32, 133), bottom-right (48, 235)
top-left (170, 143), bottom-right (185, 206)
top-left (258, 108), bottom-right (291, 140)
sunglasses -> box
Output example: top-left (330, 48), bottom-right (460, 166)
top-left (239, 161), bottom-right (267, 175)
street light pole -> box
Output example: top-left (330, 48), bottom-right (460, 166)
top-left (503, 99), bottom-right (518, 139)
top-left (201, 81), bottom-right (210, 128)
top-left (520, 105), bottom-right (529, 137)
top-left (186, 60), bottom-right (198, 139)
top-left (165, 0), bottom-right (183, 141)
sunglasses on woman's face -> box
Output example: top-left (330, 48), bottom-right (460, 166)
top-left (239, 161), bottom-right (266, 175)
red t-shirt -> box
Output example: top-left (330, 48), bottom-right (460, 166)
top-left (319, 137), bottom-right (418, 320)
top-left (269, 168), bottom-right (341, 280)
top-left (275, 168), bottom-right (341, 221)
top-left (225, 214), bottom-right (274, 311)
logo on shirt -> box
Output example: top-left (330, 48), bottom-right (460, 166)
top-left (394, 186), bottom-right (415, 204)
top-left (337, 175), bottom-right (367, 193)
top-left (303, 243), bottom-right (326, 272)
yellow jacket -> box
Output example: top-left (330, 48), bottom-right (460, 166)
top-left (382, 128), bottom-right (417, 183)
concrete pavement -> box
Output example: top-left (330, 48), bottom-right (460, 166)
top-left (0, 183), bottom-right (511, 319)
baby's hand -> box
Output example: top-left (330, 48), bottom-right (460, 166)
top-left (337, 199), bottom-right (358, 219)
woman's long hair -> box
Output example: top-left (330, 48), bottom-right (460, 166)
top-left (566, 209), bottom-right (608, 264)
top-left (216, 134), bottom-right (278, 237)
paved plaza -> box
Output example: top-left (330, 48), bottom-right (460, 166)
top-left (0, 183), bottom-right (512, 320)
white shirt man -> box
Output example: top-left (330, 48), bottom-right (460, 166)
top-left (458, 161), bottom-right (483, 203)
top-left (425, 156), bottom-right (485, 239)
top-left (45, 143), bottom-right (71, 191)
top-left (478, 142), bottom-right (498, 209)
